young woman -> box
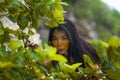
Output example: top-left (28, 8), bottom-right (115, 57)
top-left (28, 18), bottom-right (102, 79)
top-left (48, 18), bottom-right (100, 67)
top-left (28, 18), bottom-right (100, 68)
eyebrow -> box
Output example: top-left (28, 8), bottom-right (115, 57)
top-left (52, 34), bottom-right (68, 37)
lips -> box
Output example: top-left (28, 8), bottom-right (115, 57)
top-left (58, 48), bottom-right (64, 52)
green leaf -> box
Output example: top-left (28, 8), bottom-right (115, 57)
top-left (0, 29), bottom-right (4, 36)
top-left (100, 40), bottom-right (108, 48)
top-left (13, 50), bottom-right (25, 67)
top-left (0, 30), bottom-right (10, 43)
top-left (8, 39), bottom-right (23, 51)
top-left (28, 29), bottom-right (35, 35)
top-left (109, 36), bottom-right (120, 47)
top-left (43, 0), bottom-right (55, 5)
top-left (83, 54), bottom-right (95, 68)
top-left (44, 44), bottom-right (57, 57)
top-left (0, 22), bottom-right (3, 29)
top-left (71, 63), bottom-right (82, 71)
top-left (53, 72), bottom-right (70, 79)
top-left (59, 62), bottom-right (73, 73)
top-left (60, 2), bottom-right (68, 6)
top-left (0, 61), bottom-right (14, 68)
top-left (50, 54), bottom-right (67, 62)
top-left (59, 62), bottom-right (81, 73)
top-left (17, 14), bottom-right (29, 30)
top-left (106, 70), bottom-right (120, 80)
top-left (44, 44), bottom-right (67, 62)
top-left (35, 46), bottom-right (46, 62)
top-left (107, 47), bottom-right (116, 63)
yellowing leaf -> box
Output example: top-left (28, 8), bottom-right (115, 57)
top-left (71, 63), bottom-right (82, 71)
top-left (109, 36), bottom-right (120, 47)
top-left (59, 62), bottom-right (73, 72)
top-left (59, 62), bottom-right (81, 73)
top-left (100, 40), bottom-right (108, 48)
top-left (50, 54), bottom-right (67, 62)
top-left (44, 44), bottom-right (57, 57)
top-left (0, 61), bottom-right (13, 68)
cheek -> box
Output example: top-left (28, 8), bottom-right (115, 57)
top-left (62, 42), bottom-right (69, 48)
top-left (52, 42), bottom-right (57, 47)
top-left (52, 41), bottom-right (69, 48)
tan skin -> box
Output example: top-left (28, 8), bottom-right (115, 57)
top-left (44, 30), bottom-right (69, 68)
top-left (51, 30), bottom-right (69, 55)
top-left (27, 30), bottom-right (69, 68)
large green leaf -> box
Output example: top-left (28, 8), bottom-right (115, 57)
top-left (44, 44), bottom-right (67, 62)
top-left (17, 14), bottom-right (29, 30)
top-left (44, 44), bottom-right (57, 58)
top-left (50, 54), bottom-right (67, 62)
top-left (35, 46), bottom-right (46, 62)
top-left (8, 39), bottom-right (23, 51)
top-left (59, 62), bottom-right (82, 73)
top-left (108, 36), bottom-right (120, 47)
top-left (106, 70), bottom-right (120, 80)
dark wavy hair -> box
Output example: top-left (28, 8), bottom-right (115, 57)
top-left (48, 19), bottom-right (101, 67)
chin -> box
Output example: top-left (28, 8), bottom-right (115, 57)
top-left (58, 51), bottom-right (65, 55)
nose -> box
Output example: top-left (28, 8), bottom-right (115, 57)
top-left (57, 39), bottom-right (62, 47)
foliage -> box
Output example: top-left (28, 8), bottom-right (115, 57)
top-left (0, 0), bottom-right (120, 80)
top-left (91, 36), bottom-right (120, 80)
top-left (64, 0), bottom-right (120, 41)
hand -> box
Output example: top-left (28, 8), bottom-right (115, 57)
top-left (27, 40), bottom-right (38, 48)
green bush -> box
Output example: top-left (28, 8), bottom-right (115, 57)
top-left (0, 0), bottom-right (120, 80)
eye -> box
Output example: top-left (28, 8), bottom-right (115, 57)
top-left (62, 37), bottom-right (68, 40)
top-left (61, 36), bottom-right (68, 41)
top-left (52, 37), bottom-right (58, 41)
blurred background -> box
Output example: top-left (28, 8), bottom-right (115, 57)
top-left (38, 0), bottom-right (120, 43)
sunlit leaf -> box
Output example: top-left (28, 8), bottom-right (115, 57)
top-left (100, 40), bottom-right (108, 48)
top-left (83, 54), bottom-right (95, 68)
top-left (59, 62), bottom-right (81, 73)
top-left (35, 46), bottom-right (46, 61)
top-left (8, 39), bottom-right (23, 51)
top-left (59, 62), bottom-right (73, 73)
top-left (71, 63), bottom-right (82, 71)
top-left (0, 61), bottom-right (14, 68)
top-left (50, 54), bottom-right (67, 62)
top-left (45, 20), bottom-right (59, 27)
top-left (53, 72), bottom-right (70, 79)
top-left (44, 44), bottom-right (57, 57)
top-left (109, 36), bottom-right (120, 47)
top-left (60, 2), bottom-right (68, 6)
top-left (43, 0), bottom-right (55, 5)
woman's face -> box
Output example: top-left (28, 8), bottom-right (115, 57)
top-left (51, 30), bottom-right (69, 55)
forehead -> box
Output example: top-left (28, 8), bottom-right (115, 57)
top-left (52, 29), bottom-right (67, 36)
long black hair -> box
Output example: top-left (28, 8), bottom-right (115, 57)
top-left (48, 19), bottom-right (101, 66)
